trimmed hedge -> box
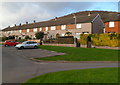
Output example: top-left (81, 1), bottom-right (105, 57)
top-left (43, 36), bottom-right (74, 44)
top-left (79, 33), bottom-right (120, 47)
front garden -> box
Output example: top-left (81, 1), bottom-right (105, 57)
top-left (35, 45), bottom-right (118, 61)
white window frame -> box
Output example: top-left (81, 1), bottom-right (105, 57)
top-left (75, 33), bottom-right (81, 39)
top-left (61, 34), bottom-right (65, 36)
top-left (51, 26), bottom-right (56, 30)
top-left (61, 25), bottom-right (66, 30)
top-left (109, 21), bottom-right (114, 27)
top-left (19, 30), bottom-right (22, 33)
top-left (34, 28), bottom-right (37, 32)
top-left (76, 23), bottom-right (81, 28)
top-left (27, 29), bottom-right (29, 32)
top-left (11, 31), bottom-right (13, 33)
top-left (46, 27), bottom-right (48, 31)
top-left (40, 28), bottom-right (42, 31)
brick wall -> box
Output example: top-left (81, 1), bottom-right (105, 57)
top-left (66, 24), bottom-right (75, 29)
top-left (22, 29), bottom-right (27, 32)
top-left (105, 21), bottom-right (120, 33)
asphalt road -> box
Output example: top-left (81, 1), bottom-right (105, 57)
top-left (2, 46), bottom-right (118, 83)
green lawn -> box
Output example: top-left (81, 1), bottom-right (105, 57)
top-left (35, 45), bottom-right (118, 61)
top-left (24, 68), bottom-right (118, 83)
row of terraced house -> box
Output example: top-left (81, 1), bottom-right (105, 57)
top-left (1, 11), bottom-right (120, 40)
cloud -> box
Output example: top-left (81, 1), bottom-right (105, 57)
top-left (0, 2), bottom-right (118, 30)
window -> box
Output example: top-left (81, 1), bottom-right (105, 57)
top-left (76, 24), bottom-right (81, 28)
top-left (76, 33), bottom-right (81, 39)
top-left (27, 29), bottom-right (29, 32)
top-left (61, 34), bottom-right (65, 36)
top-left (109, 22), bottom-right (114, 27)
top-left (34, 28), bottom-right (37, 32)
top-left (82, 32), bottom-right (89, 34)
top-left (40, 28), bottom-right (42, 31)
top-left (46, 27), bottom-right (48, 31)
top-left (51, 26), bottom-right (56, 30)
top-left (19, 30), bottom-right (22, 33)
top-left (61, 25), bottom-right (66, 30)
top-left (11, 31), bottom-right (13, 33)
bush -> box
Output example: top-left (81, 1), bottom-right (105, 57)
top-left (43, 36), bottom-right (74, 44)
top-left (0, 37), bottom-right (8, 41)
top-left (16, 39), bottom-right (27, 43)
top-left (25, 35), bottom-right (31, 40)
top-left (79, 33), bottom-right (120, 47)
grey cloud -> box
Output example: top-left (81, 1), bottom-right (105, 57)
top-left (1, 2), bottom-right (94, 29)
top-left (1, 2), bottom-right (117, 29)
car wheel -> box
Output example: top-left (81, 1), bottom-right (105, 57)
top-left (5, 44), bottom-right (8, 47)
top-left (20, 46), bottom-right (24, 49)
top-left (34, 46), bottom-right (38, 49)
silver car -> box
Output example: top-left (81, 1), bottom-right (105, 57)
top-left (15, 41), bottom-right (38, 49)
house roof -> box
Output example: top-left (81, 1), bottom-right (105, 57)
top-left (2, 11), bottom-right (120, 31)
top-left (2, 13), bottom-right (98, 31)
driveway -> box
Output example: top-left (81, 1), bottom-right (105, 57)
top-left (2, 46), bottom-right (118, 83)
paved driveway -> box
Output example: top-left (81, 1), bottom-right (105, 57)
top-left (2, 46), bottom-right (118, 83)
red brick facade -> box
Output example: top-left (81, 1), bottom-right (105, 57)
top-left (105, 21), bottom-right (120, 33)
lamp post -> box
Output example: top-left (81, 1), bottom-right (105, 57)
top-left (72, 14), bottom-right (80, 47)
top-left (72, 13), bottom-right (76, 29)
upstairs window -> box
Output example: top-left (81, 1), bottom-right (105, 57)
top-left (61, 34), bottom-right (65, 36)
top-left (46, 27), bottom-right (48, 31)
top-left (76, 24), bottom-right (81, 28)
top-left (51, 26), bottom-right (56, 30)
top-left (11, 31), bottom-right (13, 33)
top-left (19, 30), bottom-right (22, 33)
top-left (34, 28), bottom-right (37, 32)
top-left (61, 25), bottom-right (66, 30)
top-left (40, 28), bottom-right (42, 31)
top-left (109, 22), bottom-right (114, 27)
top-left (27, 29), bottom-right (29, 32)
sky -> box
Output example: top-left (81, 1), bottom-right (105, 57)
top-left (0, 2), bottom-right (119, 30)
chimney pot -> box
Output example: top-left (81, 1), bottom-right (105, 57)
top-left (15, 24), bottom-right (16, 26)
top-left (34, 20), bottom-right (36, 23)
top-left (19, 23), bottom-right (21, 26)
top-left (55, 17), bottom-right (57, 21)
top-left (88, 12), bottom-right (91, 16)
top-left (26, 22), bottom-right (28, 24)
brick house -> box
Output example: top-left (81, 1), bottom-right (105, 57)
top-left (2, 11), bottom-right (119, 39)
top-left (104, 13), bottom-right (120, 33)
top-left (2, 11), bottom-right (105, 39)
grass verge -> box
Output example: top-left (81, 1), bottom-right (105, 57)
top-left (35, 45), bottom-right (118, 61)
top-left (24, 67), bottom-right (118, 83)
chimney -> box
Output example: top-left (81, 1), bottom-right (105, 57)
top-left (55, 17), bottom-right (57, 21)
top-left (34, 20), bottom-right (36, 23)
top-left (26, 21), bottom-right (28, 24)
top-left (88, 12), bottom-right (91, 16)
top-left (8, 26), bottom-right (10, 28)
top-left (15, 24), bottom-right (16, 27)
top-left (19, 23), bottom-right (21, 26)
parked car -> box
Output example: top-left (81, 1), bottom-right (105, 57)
top-left (4, 40), bottom-right (19, 47)
top-left (15, 41), bottom-right (38, 49)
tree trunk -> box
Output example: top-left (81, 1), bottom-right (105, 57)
top-left (40, 38), bottom-right (43, 45)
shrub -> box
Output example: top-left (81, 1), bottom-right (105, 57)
top-left (16, 39), bottom-right (27, 43)
top-left (25, 35), bottom-right (31, 40)
top-left (79, 33), bottom-right (119, 47)
top-left (0, 37), bottom-right (8, 41)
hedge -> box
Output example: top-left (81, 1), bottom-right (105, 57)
top-left (43, 36), bottom-right (74, 44)
top-left (79, 33), bottom-right (120, 47)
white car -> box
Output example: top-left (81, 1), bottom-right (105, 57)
top-left (15, 41), bottom-right (38, 49)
